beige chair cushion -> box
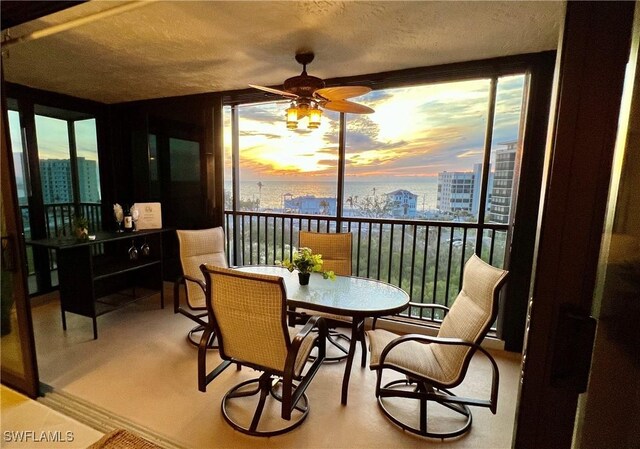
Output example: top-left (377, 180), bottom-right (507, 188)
top-left (368, 255), bottom-right (507, 386)
top-left (205, 266), bottom-right (317, 377)
top-left (368, 328), bottom-right (445, 381)
top-left (299, 231), bottom-right (352, 276)
top-left (433, 255), bottom-right (507, 383)
top-left (177, 227), bottom-right (227, 309)
top-left (297, 231), bottom-right (353, 325)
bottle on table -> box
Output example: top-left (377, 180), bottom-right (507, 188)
top-left (123, 205), bottom-right (133, 232)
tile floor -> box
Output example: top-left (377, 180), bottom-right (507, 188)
top-left (6, 284), bottom-right (522, 448)
top-left (0, 385), bottom-right (103, 448)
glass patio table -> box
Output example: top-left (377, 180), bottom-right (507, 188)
top-left (236, 265), bottom-right (410, 405)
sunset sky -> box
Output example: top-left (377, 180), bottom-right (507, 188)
top-left (9, 112), bottom-right (98, 161)
top-left (10, 74), bottom-right (525, 187)
top-left (226, 74), bottom-right (525, 182)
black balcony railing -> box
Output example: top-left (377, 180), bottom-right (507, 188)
top-left (20, 202), bottom-right (102, 239)
top-left (224, 211), bottom-right (508, 327)
top-left (20, 202), bottom-right (102, 275)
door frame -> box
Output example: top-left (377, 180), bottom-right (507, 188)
top-left (1, 72), bottom-right (39, 398)
top-left (514, 2), bottom-right (636, 447)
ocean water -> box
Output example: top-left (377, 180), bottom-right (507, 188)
top-left (225, 179), bottom-right (439, 211)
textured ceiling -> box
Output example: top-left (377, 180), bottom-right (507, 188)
top-left (1, 1), bottom-right (564, 104)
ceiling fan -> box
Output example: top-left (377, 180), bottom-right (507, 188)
top-left (249, 52), bottom-right (374, 129)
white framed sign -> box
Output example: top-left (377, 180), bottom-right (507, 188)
top-left (133, 202), bottom-right (162, 230)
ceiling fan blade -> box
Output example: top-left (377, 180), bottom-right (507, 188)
top-left (315, 86), bottom-right (371, 101)
top-left (249, 84), bottom-right (298, 99)
top-left (323, 99), bottom-right (374, 114)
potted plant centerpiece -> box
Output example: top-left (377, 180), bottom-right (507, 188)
top-left (72, 215), bottom-right (89, 241)
top-left (280, 247), bottom-right (335, 285)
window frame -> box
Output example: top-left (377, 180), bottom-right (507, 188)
top-left (222, 55), bottom-right (538, 252)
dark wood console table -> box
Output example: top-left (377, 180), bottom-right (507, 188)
top-left (26, 229), bottom-right (168, 339)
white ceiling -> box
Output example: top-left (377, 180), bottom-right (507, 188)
top-left (2, 1), bottom-right (565, 104)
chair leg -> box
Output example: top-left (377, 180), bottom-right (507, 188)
top-left (249, 375), bottom-right (272, 432)
top-left (188, 324), bottom-right (218, 349)
top-left (328, 331), bottom-right (350, 352)
top-left (296, 314), bottom-right (351, 363)
top-left (221, 373), bottom-right (310, 437)
top-left (376, 377), bottom-right (473, 439)
top-left (308, 329), bottom-right (350, 362)
top-left (420, 383), bottom-right (428, 435)
top-left (374, 368), bottom-right (383, 397)
top-left (359, 322), bottom-right (367, 367)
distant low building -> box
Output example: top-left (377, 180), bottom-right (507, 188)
top-left (386, 189), bottom-right (418, 218)
top-left (283, 194), bottom-right (336, 215)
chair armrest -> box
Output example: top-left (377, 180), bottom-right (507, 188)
top-left (379, 334), bottom-right (500, 413)
top-left (408, 302), bottom-right (450, 312)
top-left (183, 274), bottom-right (206, 291)
top-left (283, 316), bottom-right (327, 413)
top-left (173, 275), bottom-right (206, 313)
top-left (372, 303), bottom-right (449, 329)
top-left (290, 316), bottom-right (327, 352)
top-left (286, 316), bottom-right (327, 373)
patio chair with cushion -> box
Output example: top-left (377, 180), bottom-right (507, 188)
top-left (367, 254), bottom-right (508, 439)
top-left (291, 231), bottom-right (361, 363)
top-left (174, 227), bottom-right (227, 347)
top-left (198, 265), bottom-right (326, 436)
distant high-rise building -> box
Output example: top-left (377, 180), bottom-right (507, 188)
top-left (488, 141), bottom-right (518, 224)
top-left (77, 157), bottom-right (100, 202)
top-left (40, 159), bottom-right (73, 204)
top-left (437, 163), bottom-right (492, 216)
top-left (437, 170), bottom-right (475, 213)
top-left (39, 157), bottom-right (100, 204)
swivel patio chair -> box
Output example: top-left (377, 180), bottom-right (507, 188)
top-left (198, 265), bottom-right (326, 436)
top-left (174, 227), bottom-right (227, 347)
top-left (367, 254), bottom-right (508, 439)
top-left (291, 231), bottom-right (361, 363)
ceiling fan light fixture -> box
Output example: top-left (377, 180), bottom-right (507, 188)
top-left (308, 105), bottom-right (322, 129)
top-left (286, 103), bottom-right (298, 129)
top-left (297, 100), bottom-right (310, 118)
top-left (252, 52), bottom-right (373, 130)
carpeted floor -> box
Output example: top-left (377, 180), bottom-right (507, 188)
top-left (30, 283), bottom-right (522, 449)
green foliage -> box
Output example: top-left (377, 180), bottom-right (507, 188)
top-left (73, 215), bottom-right (89, 230)
top-left (355, 196), bottom-right (395, 218)
top-left (279, 247), bottom-right (336, 280)
top-left (230, 216), bottom-right (507, 314)
top-left (72, 215), bottom-right (90, 240)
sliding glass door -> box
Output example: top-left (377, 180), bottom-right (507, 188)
top-left (6, 101), bottom-right (101, 294)
top-left (1, 97), bottom-right (39, 398)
